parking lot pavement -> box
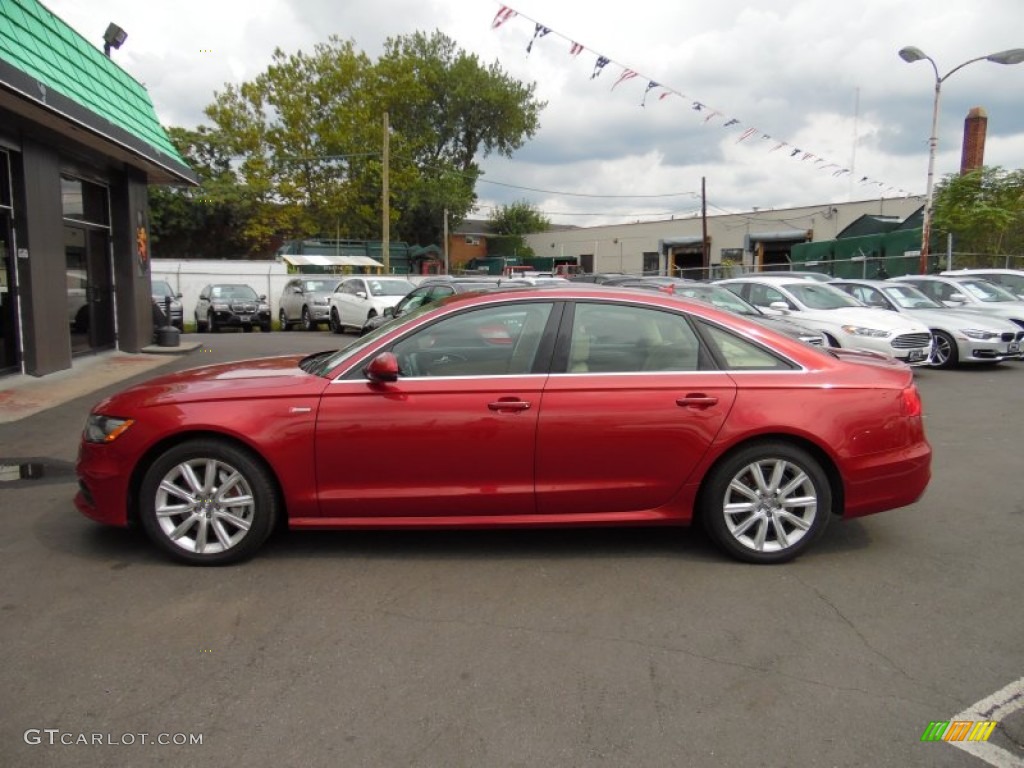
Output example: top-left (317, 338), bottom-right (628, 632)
top-left (0, 338), bottom-right (1022, 768)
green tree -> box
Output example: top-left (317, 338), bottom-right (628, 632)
top-left (486, 200), bottom-right (550, 257)
top-left (198, 32), bottom-right (544, 252)
top-left (149, 126), bottom-right (259, 258)
top-left (931, 166), bottom-right (1024, 259)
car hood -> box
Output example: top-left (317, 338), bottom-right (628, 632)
top-left (92, 354), bottom-right (331, 412)
top-left (902, 307), bottom-right (1020, 331)
top-left (791, 306), bottom-right (929, 332)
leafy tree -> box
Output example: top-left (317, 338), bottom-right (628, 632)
top-left (931, 166), bottom-right (1024, 258)
top-left (149, 126), bottom-right (259, 258)
top-left (197, 31), bottom-right (544, 252)
top-left (486, 200), bottom-right (550, 258)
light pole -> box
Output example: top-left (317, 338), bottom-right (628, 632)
top-left (898, 46), bottom-right (1024, 274)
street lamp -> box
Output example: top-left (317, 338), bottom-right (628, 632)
top-left (898, 46), bottom-right (1024, 273)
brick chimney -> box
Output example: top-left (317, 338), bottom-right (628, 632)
top-left (960, 107), bottom-right (987, 175)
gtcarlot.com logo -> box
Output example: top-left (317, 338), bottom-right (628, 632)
top-left (24, 729), bottom-right (203, 747)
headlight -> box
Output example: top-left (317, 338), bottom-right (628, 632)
top-left (841, 325), bottom-right (891, 338)
top-left (84, 414), bottom-right (135, 443)
top-left (961, 329), bottom-right (999, 340)
top-left (312, 297), bottom-right (329, 306)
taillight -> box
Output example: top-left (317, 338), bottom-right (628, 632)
top-left (900, 385), bottom-right (923, 417)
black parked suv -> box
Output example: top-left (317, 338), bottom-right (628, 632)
top-left (194, 284), bottom-right (271, 332)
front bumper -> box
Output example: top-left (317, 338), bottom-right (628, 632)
top-left (211, 309), bottom-right (271, 327)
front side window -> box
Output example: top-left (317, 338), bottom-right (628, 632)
top-left (786, 283), bottom-right (860, 309)
top-left (390, 302), bottom-right (554, 377)
top-left (958, 279), bottom-right (1017, 303)
top-left (567, 303), bottom-right (703, 373)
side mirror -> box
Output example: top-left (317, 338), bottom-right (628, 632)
top-left (175, 292), bottom-right (183, 299)
top-left (768, 301), bottom-right (791, 313)
top-left (259, 294), bottom-right (267, 301)
top-left (291, 286), bottom-right (302, 294)
top-left (383, 306), bottom-right (395, 317)
top-left (945, 293), bottom-right (967, 305)
top-left (365, 352), bottom-right (399, 383)
top-left (356, 291), bottom-right (368, 299)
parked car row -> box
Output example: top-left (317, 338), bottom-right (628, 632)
top-left (175, 271), bottom-right (1024, 370)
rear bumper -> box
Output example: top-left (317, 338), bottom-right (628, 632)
top-left (842, 439), bottom-right (932, 519)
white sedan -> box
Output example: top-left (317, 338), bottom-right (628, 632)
top-left (717, 277), bottom-right (933, 364)
top-left (328, 276), bottom-right (414, 334)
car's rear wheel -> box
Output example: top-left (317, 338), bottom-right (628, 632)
top-left (700, 442), bottom-right (831, 564)
top-left (302, 307), bottom-right (315, 331)
top-left (279, 310), bottom-right (290, 331)
top-left (138, 439), bottom-right (278, 565)
top-left (329, 308), bottom-right (343, 334)
top-left (931, 330), bottom-right (958, 369)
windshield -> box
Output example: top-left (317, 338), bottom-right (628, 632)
top-left (301, 280), bottom-right (339, 293)
top-left (786, 283), bottom-right (861, 309)
top-left (957, 279), bottom-right (1020, 303)
top-left (367, 279), bottom-right (414, 297)
top-left (152, 281), bottom-right (174, 298)
top-left (988, 274), bottom-right (1024, 295)
top-left (674, 285), bottom-right (759, 315)
top-left (881, 284), bottom-right (942, 309)
top-left (211, 285), bottom-right (258, 300)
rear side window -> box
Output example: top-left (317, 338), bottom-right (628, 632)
top-left (567, 303), bottom-right (704, 373)
top-left (698, 321), bottom-right (797, 371)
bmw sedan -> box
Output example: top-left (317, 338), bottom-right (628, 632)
top-left (830, 279), bottom-right (1023, 368)
top-left (76, 286), bottom-right (932, 566)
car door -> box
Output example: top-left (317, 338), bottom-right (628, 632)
top-left (314, 300), bottom-right (558, 518)
top-left (535, 301), bottom-right (737, 515)
top-left (336, 279), bottom-right (366, 329)
top-left (280, 279), bottom-right (298, 321)
top-left (195, 285), bottom-right (210, 324)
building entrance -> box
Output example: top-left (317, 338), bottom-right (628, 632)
top-left (65, 225), bottom-right (114, 355)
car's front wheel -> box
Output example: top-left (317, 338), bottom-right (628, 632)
top-left (700, 442), bottom-right (831, 564)
top-left (302, 307), bottom-right (315, 331)
top-left (208, 311), bottom-right (219, 333)
top-left (329, 308), bottom-right (343, 334)
top-left (279, 309), bottom-right (290, 331)
top-left (931, 330), bottom-right (958, 369)
top-left (195, 313), bottom-right (207, 332)
top-left (138, 439), bottom-right (278, 565)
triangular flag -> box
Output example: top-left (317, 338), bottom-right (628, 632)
top-left (491, 6), bottom-right (516, 29)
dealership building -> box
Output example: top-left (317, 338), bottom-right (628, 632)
top-left (0, 0), bottom-right (195, 378)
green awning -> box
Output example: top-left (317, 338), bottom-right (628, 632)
top-left (0, 0), bottom-right (195, 184)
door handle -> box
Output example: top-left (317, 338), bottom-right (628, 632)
top-left (676, 394), bottom-right (718, 409)
top-left (488, 399), bottom-right (531, 412)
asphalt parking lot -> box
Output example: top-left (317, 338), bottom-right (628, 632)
top-left (1, 331), bottom-right (1022, 768)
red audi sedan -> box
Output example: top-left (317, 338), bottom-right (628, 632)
top-left (75, 286), bottom-right (932, 566)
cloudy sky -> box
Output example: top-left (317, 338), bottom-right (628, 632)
top-left (45, 0), bottom-right (1024, 226)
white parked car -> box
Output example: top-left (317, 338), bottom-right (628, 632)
top-left (830, 279), bottom-right (1023, 368)
top-left (328, 276), bottom-right (415, 334)
top-left (939, 268), bottom-right (1024, 300)
top-left (717, 277), bottom-right (933, 364)
top-left (891, 275), bottom-right (1024, 328)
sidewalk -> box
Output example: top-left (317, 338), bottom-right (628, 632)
top-left (0, 342), bottom-right (201, 424)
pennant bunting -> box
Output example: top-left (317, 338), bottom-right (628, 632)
top-left (641, 80), bottom-right (659, 106)
top-left (612, 69), bottom-right (638, 90)
top-left (491, 6), bottom-right (516, 29)
top-left (526, 24), bottom-right (551, 54)
top-left (487, 5), bottom-right (900, 193)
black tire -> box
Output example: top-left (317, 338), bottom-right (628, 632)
top-left (329, 308), bottom-right (344, 335)
top-left (280, 310), bottom-right (290, 332)
top-left (208, 312), bottom-right (219, 333)
top-left (302, 306), bottom-right (315, 332)
top-left (243, 324), bottom-right (253, 333)
top-left (931, 330), bottom-right (958, 369)
top-left (699, 441), bottom-right (831, 564)
top-left (138, 439), bottom-right (278, 565)
top-left (261, 321), bottom-right (272, 333)
top-left (195, 313), bottom-right (207, 333)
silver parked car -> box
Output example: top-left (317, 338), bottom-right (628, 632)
top-left (939, 268), bottom-right (1024, 300)
top-left (831, 279), bottom-right (1023, 368)
top-left (891, 275), bottom-right (1024, 329)
top-left (278, 277), bottom-right (342, 331)
top-left (151, 279), bottom-right (183, 330)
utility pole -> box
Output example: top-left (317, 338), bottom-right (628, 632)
top-left (443, 207), bottom-right (450, 274)
top-left (382, 112), bottom-right (390, 273)
top-left (701, 176), bottom-right (709, 277)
